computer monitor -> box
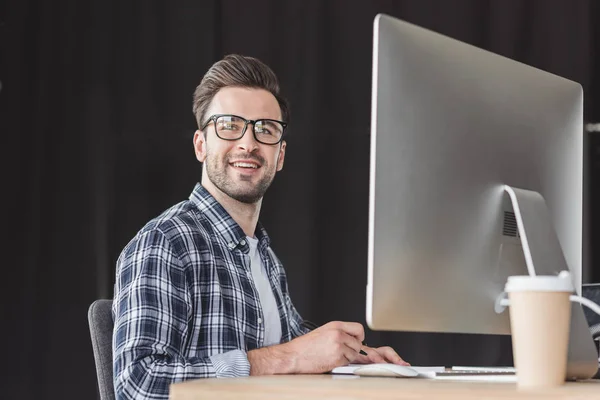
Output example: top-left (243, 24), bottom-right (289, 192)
top-left (366, 13), bottom-right (598, 379)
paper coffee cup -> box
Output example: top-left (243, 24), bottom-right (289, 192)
top-left (505, 273), bottom-right (574, 388)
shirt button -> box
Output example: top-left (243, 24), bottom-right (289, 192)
top-left (257, 317), bottom-right (263, 324)
top-left (240, 239), bottom-right (246, 246)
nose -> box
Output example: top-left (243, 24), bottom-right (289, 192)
top-left (236, 122), bottom-right (259, 153)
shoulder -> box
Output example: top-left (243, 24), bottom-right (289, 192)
top-left (142, 199), bottom-right (202, 238)
top-left (118, 199), bottom-right (215, 266)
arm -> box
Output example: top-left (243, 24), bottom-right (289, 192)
top-left (247, 344), bottom-right (295, 375)
top-left (248, 321), bottom-right (366, 375)
top-left (246, 321), bottom-right (410, 375)
top-left (113, 229), bottom-right (250, 400)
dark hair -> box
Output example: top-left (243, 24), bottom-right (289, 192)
top-left (192, 54), bottom-right (290, 128)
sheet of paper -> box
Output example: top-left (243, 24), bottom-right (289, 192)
top-left (331, 364), bottom-right (445, 375)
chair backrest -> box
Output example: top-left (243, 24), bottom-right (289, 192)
top-left (583, 284), bottom-right (600, 336)
top-left (88, 299), bottom-right (115, 400)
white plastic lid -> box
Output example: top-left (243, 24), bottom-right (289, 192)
top-left (504, 271), bottom-right (574, 293)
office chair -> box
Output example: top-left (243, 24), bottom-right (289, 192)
top-left (583, 284), bottom-right (600, 339)
top-left (582, 285), bottom-right (600, 379)
top-left (88, 299), bottom-right (115, 400)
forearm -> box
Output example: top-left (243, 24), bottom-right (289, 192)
top-left (247, 343), bottom-right (297, 375)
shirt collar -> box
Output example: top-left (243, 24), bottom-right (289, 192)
top-left (189, 183), bottom-right (271, 251)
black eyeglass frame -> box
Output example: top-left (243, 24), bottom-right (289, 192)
top-left (200, 113), bottom-right (288, 145)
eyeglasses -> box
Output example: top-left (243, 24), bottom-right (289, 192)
top-left (200, 114), bottom-right (287, 145)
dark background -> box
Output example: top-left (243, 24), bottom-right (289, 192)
top-left (3, 0), bottom-right (600, 398)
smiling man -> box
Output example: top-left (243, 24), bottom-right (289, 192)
top-left (112, 54), bottom-right (408, 400)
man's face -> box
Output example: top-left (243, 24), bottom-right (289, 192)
top-left (193, 86), bottom-right (286, 204)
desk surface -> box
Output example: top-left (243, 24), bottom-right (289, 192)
top-left (169, 374), bottom-right (600, 400)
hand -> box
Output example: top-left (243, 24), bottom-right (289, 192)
top-left (351, 345), bottom-right (410, 366)
top-left (282, 321), bottom-right (366, 374)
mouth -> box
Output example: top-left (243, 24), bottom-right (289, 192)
top-left (229, 160), bottom-right (262, 173)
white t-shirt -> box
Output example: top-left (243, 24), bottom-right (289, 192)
top-left (246, 236), bottom-right (282, 346)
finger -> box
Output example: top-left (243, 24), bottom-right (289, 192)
top-left (376, 346), bottom-right (410, 366)
top-left (329, 321), bottom-right (365, 342)
top-left (349, 352), bottom-right (371, 364)
top-left (342, 345), bottom-right (361, 365)
top-left (338, 332), bottom-right (369, 364)
top-left (340, 331), bottom-right (362, 354)
top-left (363, 346), bottom-right (386, 364)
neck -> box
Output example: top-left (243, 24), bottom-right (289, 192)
top-left (201, 177), bottom-right (262, 238)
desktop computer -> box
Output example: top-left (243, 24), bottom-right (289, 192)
top-left (366, 13), bottom-right (598, 379)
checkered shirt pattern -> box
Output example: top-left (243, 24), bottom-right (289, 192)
top-left (112, 183), bottom-right (308, 399)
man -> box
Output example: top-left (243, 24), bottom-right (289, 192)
top-left (112, 54), bottom-right (408, 399)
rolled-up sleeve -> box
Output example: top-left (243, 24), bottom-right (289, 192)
top-left (113, 229), bottom-right (250, 400)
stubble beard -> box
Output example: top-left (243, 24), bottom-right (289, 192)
top-left (204, 151), bottom-right (275, 204)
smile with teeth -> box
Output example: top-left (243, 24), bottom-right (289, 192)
top-left (231, 162), bottom-right (259, 169)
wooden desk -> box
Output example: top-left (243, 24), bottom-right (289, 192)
top-left (170, 374), bottom-right (600, 399)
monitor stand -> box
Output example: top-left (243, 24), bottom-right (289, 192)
top-left (497, 185), bottom-right (598, 380)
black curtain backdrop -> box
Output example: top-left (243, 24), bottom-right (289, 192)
top-left (3, 0), bottom-right (600, 398)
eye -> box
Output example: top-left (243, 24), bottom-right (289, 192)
top-left (255, 124), bottom-right (273, 136)
top-left (217, 116), bottom-right (243, 131)
top-left (255, 120), bottom-right (281, 136)
top-left (219, 122), bottom-right (239, 130)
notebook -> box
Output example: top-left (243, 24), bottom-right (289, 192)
top-left (331, 364), bottom-right (516, 380)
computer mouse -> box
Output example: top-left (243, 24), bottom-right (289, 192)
top-left (353, 363), bottom-right (419, 378)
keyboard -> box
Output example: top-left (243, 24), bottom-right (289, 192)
top-left (436, 367), bottom-right (516, 377)
top-left (446, 366), bottom-right (515, 374)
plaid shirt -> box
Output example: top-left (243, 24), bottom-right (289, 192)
top-left (112, 183), bottom-right (309, 399)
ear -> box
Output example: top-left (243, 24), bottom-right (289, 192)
top-left (276, 140), bottom-right (286, 171)
top-left (193, 130), bottom-right (207, 162)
